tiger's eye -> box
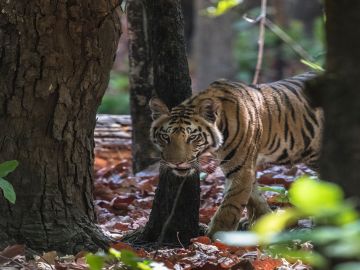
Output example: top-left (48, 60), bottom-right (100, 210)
top-left (189, 134), bottom-right (197, 141)
top-left (160, 134), bottom-right (170, 143)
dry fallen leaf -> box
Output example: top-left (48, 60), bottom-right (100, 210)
top-left (0, 244), bottom-right (25, 264)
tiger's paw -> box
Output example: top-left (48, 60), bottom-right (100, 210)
top-left (206, 212), bottom-right (240, 238)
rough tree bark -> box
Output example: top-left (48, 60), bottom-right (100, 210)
top-left (125, 0), bottom-right (200, 246)
top-left (181, 0), bottom-right (195, 53)
top-left (142, 0), bottom-right (200, 244)
top-left (307, 0), bottom-right (360, 200)
top-left (128, 0), bottom-right (158, 173)
top-left (0, 0), bottom-right (120, 253)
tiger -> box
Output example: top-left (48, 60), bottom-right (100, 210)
top-left (149, 73), bottom-right (323, 237)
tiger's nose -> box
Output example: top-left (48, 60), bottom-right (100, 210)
top-left (170, 161), bottom-right (189, 168)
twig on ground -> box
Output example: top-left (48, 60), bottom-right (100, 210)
top-left (25, 248), bottom-right (55, 270)
top-left (176, 232), bottom-right (185, 249)
top-left (0, 254), bottom-right (31, 270)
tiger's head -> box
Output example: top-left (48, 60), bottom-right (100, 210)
top-left (149, 97), bottom-right (223, 177)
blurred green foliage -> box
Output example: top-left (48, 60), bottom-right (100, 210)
top-left (98, 72), bottom-right (130, 115)
top-left (216, 177), bottom-right (360, 270)
top-left (0, 160), bottom-right (18, 204)
top-left (234, 9), bottom-right (325, 82)
top-left (205, 0), bottom-right (243, 17)
top-left (86, 248), bottom-right (154, 270)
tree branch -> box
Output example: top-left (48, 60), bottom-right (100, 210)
top-left (252, 0), bottom-right (267, 84)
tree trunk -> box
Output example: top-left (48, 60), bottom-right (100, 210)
top-left (306, 1), bottom-right (360, 201)
top-left (128, 0), bottom-right (158, 173)
top-left (319, 1), bottom-right (360, 200)
top-left (181, 0), bottom-right (195, 54)
top-left (143, 0), bottom-right (200, 246)
top-left (0, 0), bottom-right (120, 253)
top-left (125, 0), bottom-right (200, 246)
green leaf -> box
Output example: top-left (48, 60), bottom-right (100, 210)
top-left (300, 59), bottom-right (324, 71)
top-left (206, 0), bottom-right (243, 17)
top-left (324, 237), bottom-right (360, 258)
top-left (252, 208), bottom-right (300, 241)
top-left (137, 262), bottom-right (152, 270)
top-left (289, 177), bottom-right (343, 215)
top-left (0, 160), bottom-right (19, 177)
top-left (108, 248), bottom-right (121, 259)
top-left (332, 204), bottom-right (358, 225)
top-left (334, 262), bottom-right (360, 270)
top-left (86, 253), bottom-right (105, 270)
top-left (0, 177), bottom-right (16, 204)
top-left (120, 250), bottom-right (139, 268)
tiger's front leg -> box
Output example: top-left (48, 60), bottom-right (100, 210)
top-left (207, 165), bottom-right (255, 237)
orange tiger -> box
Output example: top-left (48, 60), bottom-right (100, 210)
top-left (149, 73), bottom-right (323, 236)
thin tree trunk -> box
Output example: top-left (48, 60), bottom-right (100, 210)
top-left (181, 0), bottom-right (195, 53)
top-left (143, 0), bottom-right (200, 246)
top-left (125, 0), bottom-right (200, 246)
top-left (0, 0), bottom-right (120, 253)
top-left (319, 1), bottom-right (360, 200)
top-left (128, 0), bottom-right (158, 173)
top-left (306, 1), bottom-right (360, 201)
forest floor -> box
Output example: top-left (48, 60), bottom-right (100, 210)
top-left (0, 115), bottom-right (315, 269)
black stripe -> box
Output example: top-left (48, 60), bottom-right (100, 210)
top-left (281, 80), bottom-right (303, 101)
top-left (206, 126), bottom-right (217, 147)
top-left (301, 148), bottom-right (313, 159)
top-left (277, 149), bottom-right (289, 163)
top-left (289, 132), bottom-right (295, 150)
top-left (268, 138), bottom-right (281, 155)
top-left (202, 131), bottom-right (209, 144)
top-left (225, 164), bottom-right (243, 179)
top-left (269, 86), bottom-right (282, 122)
top-left (284, 114), bottom-right (289, 141)
top-left (219, 96), bottom-right (237, 104)
top-left (301, 129), bottom-right (311, 150)
top-left (223, 101), bottom-right (240, 150)
top-left (211, 85), bottom-right (235, 96)
top-left (283, 78), bottom-right (303, 88)
top-left (221, 114), bottom-right (229, 143)
top-left (281, 90), bottom-right (296, 120)
top-left (221, 144), bottom-right (238, 165)
top-left (268, 134), bottom-right (277, 150)
top-left (304, 115), bottom-right (315, 137)
top-left (260, 91), bottom-right (273, 146)
top-left (183, 120), bottom-right (191, 125)
top-left (304, 105), bottom-right (319, 126)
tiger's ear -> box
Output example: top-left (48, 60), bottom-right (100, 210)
top-left (198, 98), bottom-right (221, 123)
top-left (149, 97), bottom-right (170, 120)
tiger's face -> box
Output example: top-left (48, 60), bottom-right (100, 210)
top-left (149, 97), bottom-right (223, 177)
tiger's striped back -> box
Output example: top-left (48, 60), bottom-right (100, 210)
top-left (256, 73), bottom-right (323, 167)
